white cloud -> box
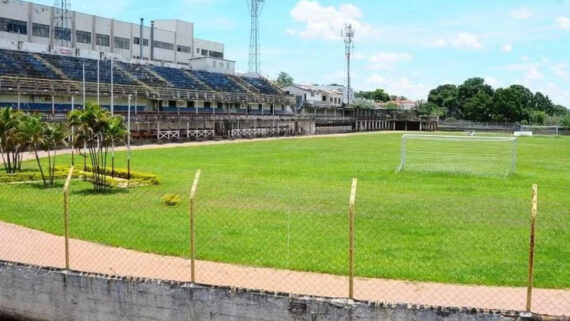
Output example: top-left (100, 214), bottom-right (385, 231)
top-left (511, 6), bottom-right (533, 20)
top-left (432, 38), bottom-right (447, 47)
top-left (287, 1), bottom-right (379, 41)
top-left (551, 63), bottom-right (570, 81)
top-left (555, 16), bottom-right (570, 31)
top-left (367, 52), bottom-right (412, 70)
top-left (365, 74), bottom-right (427, 100)
top-left (453, 33), bottom-right (482, 49)
top-left (508, 63), bottom-right (545, 82)
top-left (501, 44), bottom-right (513, 52)
top-left (484, 77), bottom-right (501, 87)
top-left (521, 56), bottom-right (529, 61)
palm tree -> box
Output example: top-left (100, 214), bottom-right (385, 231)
top-left (43, 122), bottom-right (68, 186)
top-left (0, 107), bottom-right (26, 174)
top-left (18, 114), bottom-right (48, 186)
top-left (107, 116), bottom-right (127, 177)
top-left (68, 103), bottom-right (124, 191)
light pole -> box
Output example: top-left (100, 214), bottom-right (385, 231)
top-left (111, 59), bottom-right (114, 115)
top-left (127, 94), bottom-right (132, 180)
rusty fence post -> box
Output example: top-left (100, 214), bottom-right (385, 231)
top-left (526, 184), bottom-right (538, 312)
top-left (348, 178), bottom-right (358, 300)
top-left (189, 170), bottom-right (201, 283)
top-left (63, 166), bottom-right (74, 270)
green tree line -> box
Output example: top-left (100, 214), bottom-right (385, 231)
top-left (425, 77), bottom-right (569, 124)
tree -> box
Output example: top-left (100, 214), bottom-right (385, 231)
top-left (532, 92), bottom-right (554, 114)
top-left (276, 72), bottom-right (294, 87)
top-left (562, 114), bottom-right (570, 127)
top-left (68, 103), bottom-right (125, 191)
top-left (352, 97), bottom-right (376, 109)
top-left (491, 85), bottom-right (533, 122)
top-left (531, 110), bottom-right (546, 125)
top-left (416, 101), bottom-right (447, 117)
top-left (108, 116), bottom-right (127, 177)
top-left (457, 78), bottom-right (494, 121)
top-left (0, 107), bottom-right (26, 174)
top-left (385, 102), bottom-right (398, 110)
top-left (355, 89), bottom-right (390, 102)
top-left (428, 84), bottom-right (458, 118)
top-left (463, 91), bottom-right (493, 121)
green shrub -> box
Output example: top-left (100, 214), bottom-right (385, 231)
top-left (161, 194), bottom-right (181, 207)
top-left (0, 166), bottom-right (71, 183)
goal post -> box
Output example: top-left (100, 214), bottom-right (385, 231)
top-left (397, 134), bottom-right (518, 177)
top-left (520, 125), bottom-right (560, 136)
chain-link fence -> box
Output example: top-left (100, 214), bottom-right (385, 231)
top-left (0, 162), bottom-right (568, 317)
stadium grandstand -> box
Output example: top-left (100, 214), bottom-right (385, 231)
top-left (0, 0), bottom-right (292, 115)
top-left (0, 0), bottom-right (435, 139)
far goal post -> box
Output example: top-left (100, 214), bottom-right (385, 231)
top-left (520, 125), bottom-right (560, 136)
top-left (397, 134), bottom-right (518, 177)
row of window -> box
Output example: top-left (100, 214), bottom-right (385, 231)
top-left (1, 17), bottom-right (223, 58)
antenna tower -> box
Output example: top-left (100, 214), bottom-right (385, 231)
top-left (246, 0), bottom-right (265, 73)
top-left (53, 0), bottom-right (72, 47)
top-left (342, 24), bottom-right (355, 108)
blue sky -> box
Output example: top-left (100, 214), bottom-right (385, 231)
top-left (32, 0), bottom-right (570, 106)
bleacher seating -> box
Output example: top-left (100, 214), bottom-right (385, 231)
top-left (0, 50), bottom-right (60, 79)
top-left (191, 71), bottom-right (245, 93)
top-left (0, 49), bottom-right (284, 97)
top-left (241, 76), bottom-right (281, 95)
top-left (151, 66), bottom-right (209, 91)
top-left (117, 62), bottom-right (167, 88)
top-left (39, 53), bottom-right (135, 85)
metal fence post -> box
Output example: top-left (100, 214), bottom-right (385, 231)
top-left (526, 184), bottom-right (538, 312)
top-left (348, 178), bottom-right (358, 299)
top-left (189, 170), bottom-right (202, 283)
top-left (63, 166), bottom-right (74, 269)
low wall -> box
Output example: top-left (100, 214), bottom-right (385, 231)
top-left (0, 261), bottom-right (538, 321)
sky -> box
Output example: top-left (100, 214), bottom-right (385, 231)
top-left (30, 0), bottom-right (570, 106)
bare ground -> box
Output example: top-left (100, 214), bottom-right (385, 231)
top-left (0, 221), bottom-right (568, 316)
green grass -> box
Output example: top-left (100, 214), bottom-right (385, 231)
top-left (0, 133), bottom-right (569, 288)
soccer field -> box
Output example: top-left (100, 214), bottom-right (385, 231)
top-left (0, 132), bottom-right (569, 288)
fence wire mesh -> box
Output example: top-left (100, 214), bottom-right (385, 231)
top-left (0, 154), bottom-right (568, 317)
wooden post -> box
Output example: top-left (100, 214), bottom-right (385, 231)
top-left (526, 184), bottom-right (538, 312)
top-left (189, 170), bottom-right (202, 283)
top-left (348, 178), bottom-right (358, 299)
top-left (63, 166), bottom-right (74, 269)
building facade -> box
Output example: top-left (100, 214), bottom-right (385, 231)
top-left (0, 0), bottom-right (234, 72)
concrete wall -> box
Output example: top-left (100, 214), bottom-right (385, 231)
top-left (0, 260), bottom-right (527, 321)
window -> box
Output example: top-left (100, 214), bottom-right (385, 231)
top-left (201, 49), bottom-right (208, 56)
top-left (196, 48), bottom-right (200, 54)
top-left (177, 45), bottom-right (191, 53)
top-left (0, 18), bottom-right (27, 35)
top-left (32, 23), bottom-right (49, 38)
top-left (76, 30), bottom-right (91, 44)
top-left (209, 51), bottom-right (223, 59)
top-left (133, 37), bottom-right (148, 46)
top-left (96, 34), bottom-right (110, 47)
top-left (54, 27), bottom-right (71, 41)
top-left (114, 36), bottom-right (130, 50)
top-left (204, 101), bottom-right (211, 108)
top-left (153, 40), bottom-right (174, 50)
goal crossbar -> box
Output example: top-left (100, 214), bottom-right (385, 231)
top-left (398, 134), bottom-right (518, 177)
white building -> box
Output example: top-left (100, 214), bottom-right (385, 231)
top-left (0, 0), bottom-right (235, 72)
top-left (282, 84), bottom-right (344, 108)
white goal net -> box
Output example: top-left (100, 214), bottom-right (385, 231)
top-left (397, 134), bottom-right (518, 177)
top-left (520, 126), bottom-right (560, 136)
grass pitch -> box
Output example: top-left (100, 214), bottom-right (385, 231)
top-left (0, 133), bottom-right (568, 288)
